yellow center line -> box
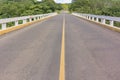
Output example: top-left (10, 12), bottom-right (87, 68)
top-left (59, 14), bottom-right (65, 80)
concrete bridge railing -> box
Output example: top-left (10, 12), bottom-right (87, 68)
top-left (72, 13), bottom-right (120, 28)
top-left (0, 13), bottom-right (57, 30)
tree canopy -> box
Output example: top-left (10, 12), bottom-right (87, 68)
top-left (0, 0), bottom-right (62, 19)
top-left (69, 0), bottom-right (120, 17)
top-left (1, 0), bottom-right (120, 18)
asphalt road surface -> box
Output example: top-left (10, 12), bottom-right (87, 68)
top-left (0, 14), bottom-right (120, 80)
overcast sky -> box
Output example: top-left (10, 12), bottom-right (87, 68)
top-left (37, 0), bottom-right (72, 3)
top-left (54, 0), bottom-right (72, 3)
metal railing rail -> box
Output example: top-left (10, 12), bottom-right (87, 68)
top-left (72, 13), bottom-right (120, 27)
top-left (0, 13), bottom-right (57, 30)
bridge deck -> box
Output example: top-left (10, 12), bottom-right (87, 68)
top-left (0, 14), bottom-right (120, 80)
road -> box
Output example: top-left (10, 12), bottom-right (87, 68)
top-left (0, 13), bottom-right (120, 80)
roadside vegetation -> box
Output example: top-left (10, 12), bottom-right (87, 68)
top-left (0, 0), bottom-right (62, 19)
top-left (69, 0), bottom-right (120, 17)
top-left (69, 0), bottom-right (120, 27)
top-left (0, 0), bottom-right (63, 29)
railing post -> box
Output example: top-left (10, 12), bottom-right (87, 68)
top-left (34, 17), bottom-right (36, 21)
top-left (29, 18), bottom-right (32, 22)
top-left (92, 17), bottom-right (94, 21)
top-left (23, 19), bottom-right (27, 24)
top-left (101, 18), bottom-right (106, 24)
top-left (2, 23), bottom-right (7, 30)
top-left (15, 21), bottom-right (18, 26)
top-left (86, 16), bottom-right (88, 19)
top-left (110, 20), bottom-right (114, 26)
top-left (37, 17), bottom-right (39, 20)
top-left (96, 17), bottom-right (99, 22)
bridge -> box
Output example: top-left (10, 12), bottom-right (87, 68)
top-left (0, 13), bottom-right (120, 80)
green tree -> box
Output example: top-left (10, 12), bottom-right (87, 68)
top-left (69, 0), bottom-right (120, 17)
top-left (0, 0), bottom-right (62, 19)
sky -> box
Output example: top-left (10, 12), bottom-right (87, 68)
top-left (37, 0), bottom-right (72, 3)
top-left (54, 0), bottom-right (72, 3)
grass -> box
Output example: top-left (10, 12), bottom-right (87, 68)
top-left (106, 20), bottom-right (110, 25)
top-left (114, 21), bottom-right (120, 27)
top-left (0, 24), bottom-right (1, 30)
top-left (18, 20), bottom-right (23, 24)
top-left (7, 22), bottom-right (14, 28)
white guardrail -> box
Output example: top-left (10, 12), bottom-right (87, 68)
top-left (72, 13), bottom-right (120, 28)
top-left (0, 13), bottom-right (57, 30)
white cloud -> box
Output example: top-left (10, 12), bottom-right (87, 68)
top-left (37, 0), bottom-right (72, 3)
top-left (54, 0), bottom-right (72, 3)
top-left (37, 0), bottom-right (42, 1)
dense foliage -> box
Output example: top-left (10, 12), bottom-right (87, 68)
top-left (69, 0), bottom-right (120, 17)
top-left (0, 0), bottom-right (62, 19)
